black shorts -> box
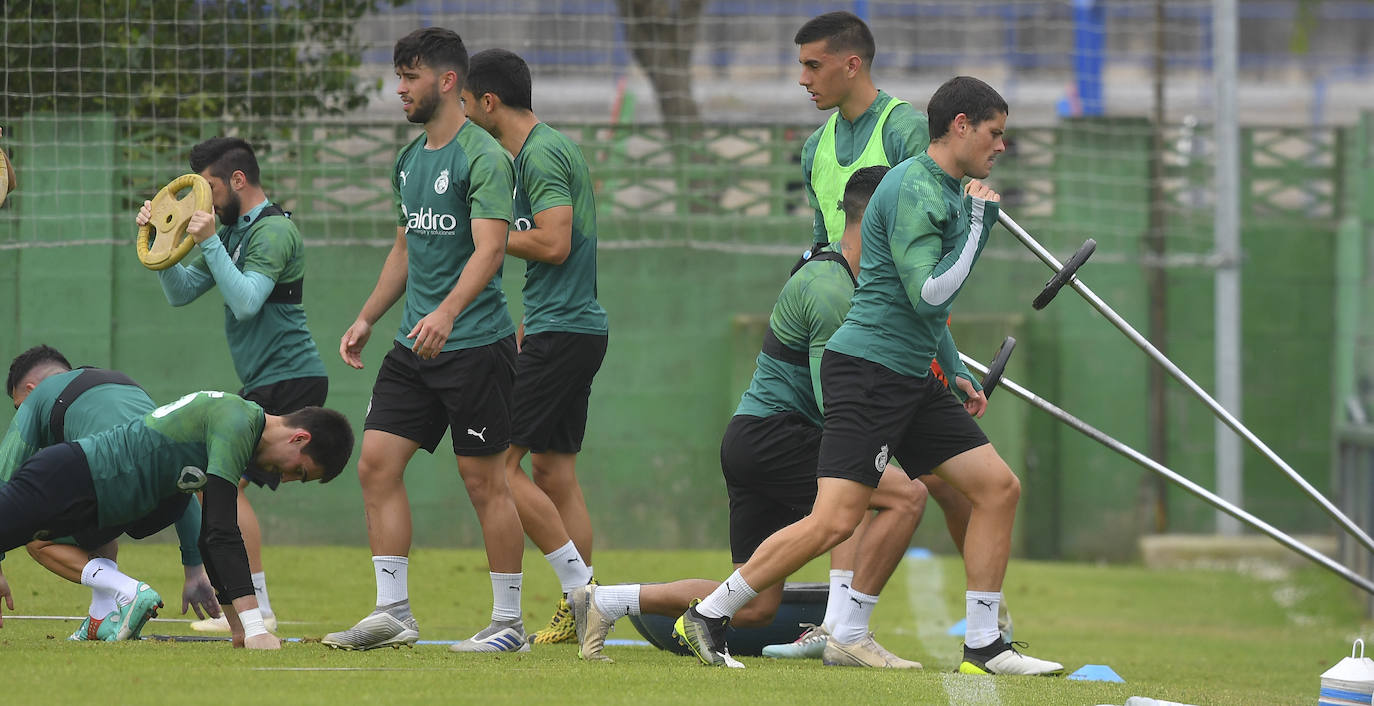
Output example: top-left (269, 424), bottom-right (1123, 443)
top-left (240, 376), bottom-right (329, 490)
top-left (70, 493), bottom-right (192, 550)
top-left (510, 331), bottom-right (607, 454)
top-left (720, 413), bottom-right (822, 564)
top-left (0, 443), bottom-right (99, 554)
top-left (364, 337), bottom-right (516, 456)
top-left (816, 351), bottom-right (988, 488)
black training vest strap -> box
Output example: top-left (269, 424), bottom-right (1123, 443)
top-left (247, 204), bottom-right (304, 305)
top-left (789, 248), bottom-right (858, 287)
top-left (49, 368), bottom-right (145, 443)
top-left (761, 325), bottom-right (809, 367)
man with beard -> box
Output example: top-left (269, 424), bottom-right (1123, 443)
top-left (326, 27), bottom-right (527, 653)
top-left (137, 136), bottom-right (329, 635)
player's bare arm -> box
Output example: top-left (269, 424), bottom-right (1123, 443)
top-left (505, 205), bottom-right (572, 264)
top-left (406, 217), bottom-right (508, 359)
top-left (341, 226), bottom-right (409, 369)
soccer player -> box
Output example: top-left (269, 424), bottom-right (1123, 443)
top-left (572, 167), bottom-right (925, 669)
top-left (1, 345), bottom-right (217, 641)
top-left (460, 48), bottom-right (607, 646)
top-left (0, 390), bottom-right (354, 649)
top-left (138, 136), bottom-right (329, 634)
top-left (672, 77), bottom-right (1063, 676)
top-left (326, 27), bottom-right (527, 653)
top-left (797, 11), bottom-right (928, 250)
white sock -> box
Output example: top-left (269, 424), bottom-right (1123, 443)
top-left (695, 570), bottom-right (757, 619)
top-left (831, 588), bottom-right (878, 644)
top-left (81, 558), bottom-right (138, 615)
top-left (586, 565), bottom-right (594, 580)
top-left (820, 569), bottom-right (854, 633)
top-left (491, 572), bottom-right (522, 622)
top-left (592, 584), bottom-right (641, 618)
top-left (965, 590), bottom-right (1003, 649)
top-left (373, 556), bottom-right (409, 607)
top-left (543, 540), bottom-right (592, 595)
top-left (251, 571), bottom-right (274, 618)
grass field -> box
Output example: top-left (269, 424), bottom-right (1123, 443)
top-left (0, 543), bottom-right (1364, 705)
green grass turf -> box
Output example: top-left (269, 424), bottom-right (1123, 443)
top-left (0, 543), bottom-right (1365, 705)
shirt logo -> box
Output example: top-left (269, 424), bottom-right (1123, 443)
top-left (177, 466), bottom-right (209, 492)
top-left (434, 169), bottom-right (450, 195)
top-left (399, 170), bottom-right (409, 186)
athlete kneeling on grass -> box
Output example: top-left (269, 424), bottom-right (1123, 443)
top-left (671, 77), bottom-right (1062, 676)
top-left (0, 391), bottom-right (353, 649)
top-left (1, 345), bottom-right (217, 641)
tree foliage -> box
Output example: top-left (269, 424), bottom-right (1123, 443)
top-left (1, 1), bottom-right (395, 123)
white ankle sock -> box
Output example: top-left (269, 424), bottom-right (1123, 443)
top-left (251, 571), bottom-right (274, 618)
top-left (965, 590), bottom-right (1003, 649)
top-left (831, 588), bottom-right (878, 644)
top-left (592, 584), bottom-right (641, 618)
top-left (821, 569), bottom-right (854, 633)
top-left (373, 556), bottom-right (409, 607)
top-left (543, 540), bottom-right (592, 595)
top-left (81, 558), bottom-right (138, 614)
top-left (491, 572), bottom-right (522, 622)
top-left (696, 570), bottom-right (756, 619)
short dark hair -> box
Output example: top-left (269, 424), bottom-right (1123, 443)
top-left (7, 344), bottom-right (72, 399)
top-left (841, 165), bottom-right (890, 226)
top-left (794, 11), bottom-right (875, 67)
top-left (394, 27), bottom-right (469, 89)
top-left (283, 406), bottom-right (355, 484)
top-left (189, 137), bottom-right (260, 185)
top-left (467, 48), bottom-right (533, 112)
top-left (927, 76), bottom-right (1009, 141)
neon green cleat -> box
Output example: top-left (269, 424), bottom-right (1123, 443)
top-left (672, 599), bottom-right (743, 668)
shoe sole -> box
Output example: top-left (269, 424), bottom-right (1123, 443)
top-left (958, 660), bottom-right (1063, 677)
top-left (761, 643), bottom-right (824, 659)
top-left (322, 630), bottom-right (419, 651)
top-left (673, 615), bottom-right (726, 667)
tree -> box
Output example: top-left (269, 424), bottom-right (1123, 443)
top-left (1, 1), bottom-right (395, 127)
top-left (614, 0), bottom-right (705, 124)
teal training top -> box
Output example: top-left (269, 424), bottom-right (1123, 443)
top-left (826, 154), bottom-right (991, 389)
top-left (734, 246), bottom-right (855, 427)
top-left (392, 122), bottom-right (518, 351)
top-left (513, 123), bottom-right (608, 336)
top-left (75, 391), bottom-right (264, 527)
top-left (169, 200), bottom-right (327, 391)
top-left (801, 91), bottom-right (930, 244)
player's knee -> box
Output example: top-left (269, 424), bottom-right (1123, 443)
top-left (459, 468), bottom-right (510, 503)
top-left (810, 512), bottom-right (860, 551)
top-left (894, 478), bottom-right (929, 518)
top-left (978, 467), bottom-right (1020, 510)
top-left (356, 454), bottom-right (402, 491)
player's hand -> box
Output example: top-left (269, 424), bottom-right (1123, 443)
top-left (244, 632), bottom-right (282, 650)
top-left (340, 319), bottom-right (373, 370)
top-left (181, 565), bottom-right (220, 620)
top-left (187, 210), bottom-right (217, 243)
top-left (515, 322), bottom-right (525, 352)
top-left (135, 200), bottom-right (153, 227)
top-left (0, 570), bottom-right (13, 627)
top-left (965, 179), bottom-right (1001, 203)
top-left (406, 309), bottom-right (454, 360)
top-left (955, 376), bottom-right (987, 418)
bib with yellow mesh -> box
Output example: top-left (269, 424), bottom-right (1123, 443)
top-left (811, 98), bottom-right (908, 243)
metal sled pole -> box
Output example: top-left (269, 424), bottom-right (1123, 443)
top-left (995, 209), bottom-right (1374, 556)
top-left (961, 353), bottom-right (1374, 596)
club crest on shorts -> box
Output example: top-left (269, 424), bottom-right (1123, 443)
top-left (177, 465), bottom-right (208, 492)
top-left (434, 169), bottom-right (450, 195)
top-left (875, 443), bottom-right (890, 472)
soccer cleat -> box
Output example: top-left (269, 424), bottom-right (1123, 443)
top-left (569, 584), bottom-right (617, 662)
top-left (449, 620), bottom-right (531, 653)
top-left (672, 600), bottom-right (744, 668)
top-left (67, 614), bottom-right (116, 641)
top-left (322, 608), bottom-right (420, 650)
top-left (761, 623), bottom-right (829, 660)
top-left (958, 639), bottom-right (1063, 676)
top-left (531, 596), bottom-right (576, 645)
top-left (190, 613), bottom-right (278, 633)
top-left (107, 583), bottom-right (163, 641)
top-left (821, 633), bottom-right (922, 669)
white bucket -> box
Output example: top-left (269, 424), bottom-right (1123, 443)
top-left (1320, 639), bottom-right (1374, 705)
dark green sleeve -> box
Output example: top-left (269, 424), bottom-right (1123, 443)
top-left (466, 149), bottom-right (515, 223)
top-left (884, 104), bottom-right (930, 165)
top-left (173, 495), bottom-right (203, 566)
top-left (524, 144), bottom-right (574, 215)
top-left (0, 404), bottom-right (41, 483)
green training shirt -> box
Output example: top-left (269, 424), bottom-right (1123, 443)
top-left (826, 154), bottom-right (991, 386)
top-left (513, 123), bottom-right (608, 336)
top-left (392, 121), bottom-right (518, 351)
top-left (802, 91), bottom-right (930, 244)
top-left (0, 370), bottom-right (153, 483)
top-left (179, 201), bottom-right (327, 391)
top-left (75, 391), bottom-right (264, 527)
top-left (734, 247), bottom-right (855, 427)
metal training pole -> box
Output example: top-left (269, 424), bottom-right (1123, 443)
top-left (995, 209), bottom-right (1374, 556)
top-left (961, 354), bottom-right (1374, 596)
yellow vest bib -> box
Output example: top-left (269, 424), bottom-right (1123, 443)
top-left (811, 98), bottom-right (907, 243)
